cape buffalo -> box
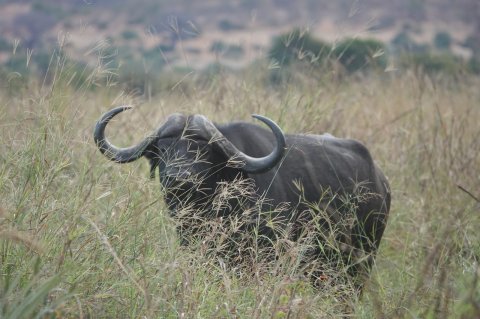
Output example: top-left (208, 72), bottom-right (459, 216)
top-left (94, 106), bottom-right (391, 290)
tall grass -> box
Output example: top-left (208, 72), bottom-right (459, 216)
top-left (0, 49), bottom-right (479, 318)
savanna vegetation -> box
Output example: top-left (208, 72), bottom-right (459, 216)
top-left (0, 34), bottom-right (479, 318)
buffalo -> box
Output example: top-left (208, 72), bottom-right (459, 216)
top-left (94, 106), bottom-right (391, 290)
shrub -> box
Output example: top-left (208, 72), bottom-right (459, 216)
top-left (463, 34), bottom-right (480, 57)
top-left (210, 41), bottom-right (228, 53)
top-left (468, 57), bottom-right (480, 74)
top-left (31, 51), bottom-right (54, 75)
top-left (400, 52), bottom-right (465, 75)
top-left (210, 41), bottom-right (244, 59)
top-left (96, 21), bottom-right (109, 30)
top-left (269, 29), bottom-right (331, 66)
top-left (6, 54), bottom-right (29, 75)
top-left (368, 15), bottom-right (396, 31)
top-left (434, 31), bottom-right (452, 51)
top-left (121, 30), bottom-right (139, 41)
top-left (117, 60), bottom-right (154, 92)
top-left (391, 31), bottom-right (411, 51)
top-left (147, 43), bottom-right (175, 54)
top-left (391, 30), bottom-right (428, 53)
top-left (333, 38), bottom-right (388, 73)
top-left (218, 19), bottom-right (244, 31)
top-left (0, 36), bottom-right (10, 51)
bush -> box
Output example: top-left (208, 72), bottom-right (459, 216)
top-left (468, 57), bottom-right (480, 74)
top-left (400, 52), bottom-right (465, 75)
top-left (117, 60), bottom-right (155, 92)
top-left (32, 51), bottom-right (54, 75)
top-left (333, 38), bottom-right (388, 73)
top-left (269, 29), bottom-right (331, 66)
top-left (96, 21), bottom-right (109, 30)
top-left (121, 30), bottom-right (139, 41)
top-left (434, 31), bottom-right (452, 51)
top-left (210, 41), bottom-right (244, 59)
top-left (147, 43), bottom-right (175, 54)
top-left (218, 20), bottom-right (244, 31)
top-left (463, 34), bottom-right (480, 57)
top-left (0, 36), bottom-right (10, 51)
top-left (368, 15), bottom-right (396, 31)
top-left (391, 31), bottom-right (412, 52)
top-left (6, 54), bottom-right (29, 75)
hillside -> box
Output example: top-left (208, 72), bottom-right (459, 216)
top-left (0, 0), bottom-right (479, 70)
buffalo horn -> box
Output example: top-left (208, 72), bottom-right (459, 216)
top-left (94, 106), bottom-right (154, 163)
top-left (190, 114), bottom-right (286, 173)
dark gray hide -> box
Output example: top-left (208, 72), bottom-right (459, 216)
top-left (94, 106), bottom-right (391, 289)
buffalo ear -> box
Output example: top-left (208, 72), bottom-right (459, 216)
top-left (149, 161), bottom-right (158, 179)
top-left (144, 147), bottom-right (161, 179)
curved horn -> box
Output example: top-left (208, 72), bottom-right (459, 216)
top-left (190, 114), bottom-right (286, 173)
top-left (93, 106), bottom-right (155, 163)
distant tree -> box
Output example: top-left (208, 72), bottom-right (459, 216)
top-left (121, 30), bottom-right (139, 41)
top-left (468, 57), bottom-right (480, 74)
top-left (0, 36), bottom-right (10, 51)
top-left (333, 38), bottom-right (387, 73)
top-left (269, 29), bottom-right (331, 66)
top-left (33, 51), bottom-right (53, 75)
top-left (96, 21), bottom-right (109, 30)
top-left (391, 31), bottom-right (415, 52)
top-left (210, 41), bottom-right (244, 59)
top-left (434, 31), bottom-right (452, 51)
top-left (463, 0), bottom-right (480, 58)
top-left (463, 34), bottom-right (480, 58)
top-left (218, 20), bottom-right (244, 31)
top-left (400, 52), bottom-right (465, 75)
top-left (163, 16), bottom-right (202, 40)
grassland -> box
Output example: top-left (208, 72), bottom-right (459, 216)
top-left (0, 53), bottom-right (479, 318)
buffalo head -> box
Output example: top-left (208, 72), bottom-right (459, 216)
top-left (93, 106), bottom-right (286, 212)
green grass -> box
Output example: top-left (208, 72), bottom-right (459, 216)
top-left (0, 51), bottom-right (479, 318)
